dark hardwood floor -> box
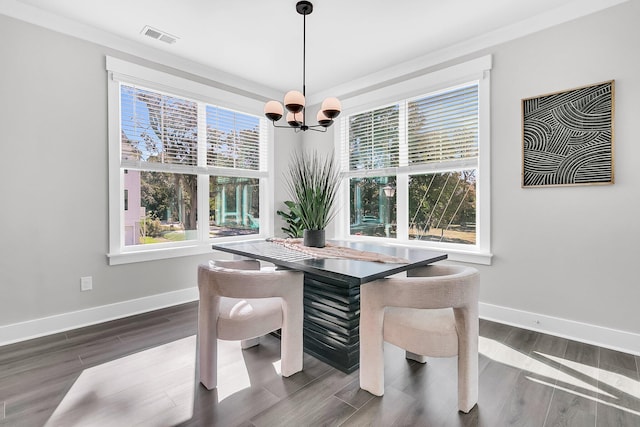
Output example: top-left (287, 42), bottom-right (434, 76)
top-left (1, 302), bottom-right (638, 426)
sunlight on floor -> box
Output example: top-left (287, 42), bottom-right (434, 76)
top-left (215, 339), bottom-right (252, 400)
top-left (539, 351), bottom-right (640, 400)
top-left (526, 376), bottom-right (640, 417)
top-left (480, 337), bottom-right (640, 417)
top-left (46, 336), bottom-right (198, 426)
top-left (479, 337), bottom-right (610, 396)
top-left (44, 336), bottom-right (284, 426)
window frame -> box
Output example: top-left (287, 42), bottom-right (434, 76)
top-left (106, 57), bottom-right (273, 265)
top-left (334, 56), bottom-right (492, 265)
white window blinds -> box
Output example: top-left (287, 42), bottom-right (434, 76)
top-left (348, 105), bottom-right (400, 171)
top-left (407, 84), bottom-right (478, 165)
top-left (206, 106), bottom-right (261, 171)
top-left (346, 84), bottom-right (478, 172)
top-left (120, 84), bottom-right (265, 173)
top-left (120, 85), bottom-right (198, 167)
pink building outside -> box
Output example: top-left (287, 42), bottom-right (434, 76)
top-left (124, 169), bottom-right (143, 246)
top-left (122, 135), bottom-right (143, 246)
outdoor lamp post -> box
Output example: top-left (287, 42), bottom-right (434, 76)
top-left (382, 185), bottom-right (395, 237)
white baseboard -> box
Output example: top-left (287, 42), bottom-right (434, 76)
top-left (480, 302), bottom-right (640, 356)
top-left (0, 287), bottom-right (199, 347)
top-left (3, 294), bottom-right (639, 357)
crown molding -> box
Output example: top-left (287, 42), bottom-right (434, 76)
top-left (308, 0), bottom-right (629, 105)
top-left (0, 0), bottom-right (281, 102)
top-left (1, 0), bottom-right (629, 118)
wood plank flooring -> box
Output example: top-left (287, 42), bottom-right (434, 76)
top-left (1, 302), bottom-right (639, 426)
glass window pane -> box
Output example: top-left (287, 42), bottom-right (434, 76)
top-left (209, 176), bottom-right (259, 238)
top-left (408, 170), bottom-right (476, 244)
top-left (123, 170), bottom-right (198, 246)
top-left (349, 176), bottom-right (396, 238)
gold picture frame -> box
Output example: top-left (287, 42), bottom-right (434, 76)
top-left (521, 80), bottom-right (614, 187)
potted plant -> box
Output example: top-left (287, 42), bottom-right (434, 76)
top-left (276, 200), bottom-right (304, 238)
top-left (283, 150), bottom-right (340, 247)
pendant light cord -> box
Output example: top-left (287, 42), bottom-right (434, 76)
top-left (302, 11), bottom-right (307, 127)
top-left (263, 1), bottom-right (340, 133)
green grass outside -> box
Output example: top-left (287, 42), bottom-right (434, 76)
top-left (140, 231), bottom-right (186, 244)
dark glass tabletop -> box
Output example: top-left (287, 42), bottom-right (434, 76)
top-left (211, 239), bottom-right (447, 285)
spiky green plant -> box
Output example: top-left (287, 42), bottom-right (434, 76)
top-left (283, 150), bottom-right (341, 231)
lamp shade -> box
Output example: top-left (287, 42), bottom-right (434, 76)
top-left (317, 110), bottom-right (333, 127)
top-left (264, 100), bottom-right (284, 121)
top-left (284, 90), bottom-right (305, 113)
top-left (287, 111), bottom-right (303, 127)
top-left (264, 2), bottom-right (339, 133)
top-left (321, 97), bottom-right (341, 119)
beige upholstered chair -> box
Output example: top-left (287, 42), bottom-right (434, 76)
top-left (359, 264), bottom-right (480, 413)
top-left (197, 259), bottom-right (304, 390)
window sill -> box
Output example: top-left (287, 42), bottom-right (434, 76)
top-left (108, 238), bottom-right (493, 266)
top-left (107, 243), bottom-right (213, 265)
top-left (340, 236), bottom-right (493, 265)
top-left (444, 248), bottom-right (493, 265)
top-left (392, 243), bottom-right (492, 265)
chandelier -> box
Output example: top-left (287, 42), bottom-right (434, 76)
top-left (263, 1), bottom-right (341, 132)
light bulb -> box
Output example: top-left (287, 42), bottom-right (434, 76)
top-left (287, 111), bottom-right (303, 127)
top-left (321, 97), bottom-right (341, 119)
top-left (284, 90), bottom-right (305, 113)
top-left (317, 110), bottom-right (332, 127)
top-left (264, 100), bottom-right (283, 121)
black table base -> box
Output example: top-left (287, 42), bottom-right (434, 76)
top-left (302, 272), bottom-right (360, 373)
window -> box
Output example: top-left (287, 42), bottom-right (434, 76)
top-left (337, 57), bottom-right (491, 263)
top-left (107, 57), bottom-right (271, 264)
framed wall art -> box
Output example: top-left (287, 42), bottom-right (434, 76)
top-left (521, 80), bottom-right (614, 187)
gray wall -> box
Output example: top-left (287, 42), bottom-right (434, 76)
top-left (273, 128), bottom-right (303, 237)
top-left (0, 14), bottom-right (297, 328)
top-left (305, 1), bottom-right (640, 336)
top-left (483, 1), bottom-right (639, 333)
top-left (0, 15), bottom-right (208, 326)
top-left (1, 1), bottom-right (639, 342)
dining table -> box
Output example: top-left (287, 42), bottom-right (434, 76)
top-left (211, 239), bottom-right (447, 373)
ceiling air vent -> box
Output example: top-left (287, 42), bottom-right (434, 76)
top-left (141, 25), bottom-right (178, 44)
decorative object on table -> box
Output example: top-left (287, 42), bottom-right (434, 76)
top-left (276, 201), bottom-right (304, 238)
top-left (263, 1), bottom-right (341, 132)
top-left (283, 150), bottom-right (340, 248)
top-left (521, 80), bottom-right (614, 187)
top-left (266, 238), bottom-right (410, 264)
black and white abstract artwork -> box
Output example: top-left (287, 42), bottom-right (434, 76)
top-left (522, 81), bottom-right (614, 187)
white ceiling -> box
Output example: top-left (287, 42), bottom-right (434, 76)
top-left (6, 0), bottom-right (627, 100)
